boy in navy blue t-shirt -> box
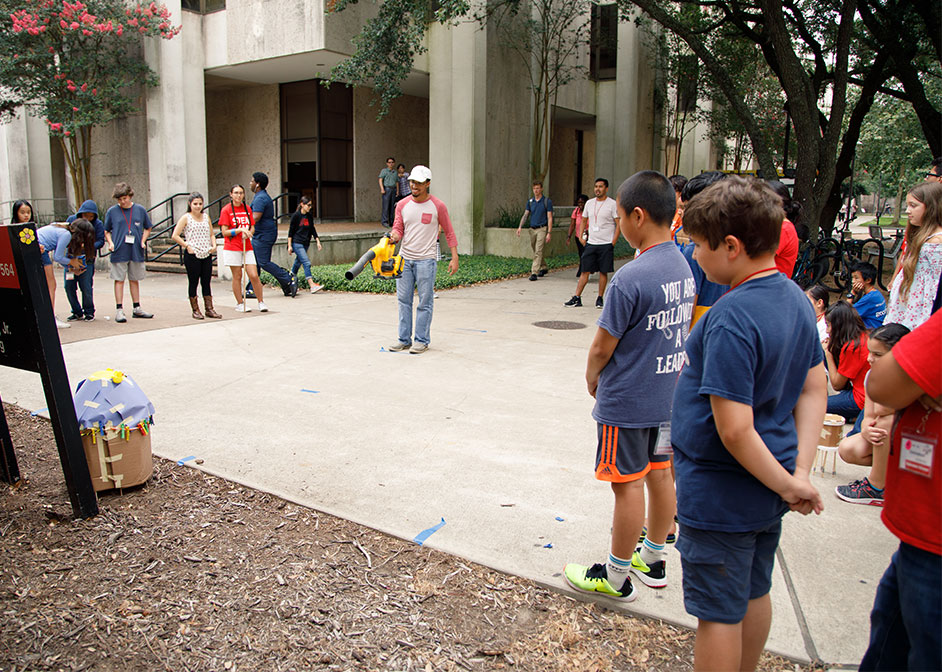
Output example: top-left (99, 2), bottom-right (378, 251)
top-left (564, 171), bottom-right (695, 602)
top-left (672, 177), bottom-right (826, 671)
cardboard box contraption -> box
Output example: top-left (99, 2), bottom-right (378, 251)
top-left (73, 369), bottom-right (155, 492)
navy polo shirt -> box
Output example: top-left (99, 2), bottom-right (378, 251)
top-left (526, 196), bottom-right (553, 228)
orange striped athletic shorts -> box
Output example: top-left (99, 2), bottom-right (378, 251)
top-left (595, 423), bottom-right (672, 483)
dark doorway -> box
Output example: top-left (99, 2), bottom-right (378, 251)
top-left (280, 80), bottom-right (354, 219)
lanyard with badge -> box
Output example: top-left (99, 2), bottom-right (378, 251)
top-left (899, 405), bottom-right (938, 479)
top-left (122, 206), bottom-right (136, 246)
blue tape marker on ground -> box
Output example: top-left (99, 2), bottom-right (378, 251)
top-left (301, 389), bottom-right (320, 394)
top-left (30, 407), bottom-right (47, 416)
top-left (543, 543), bottom-right (553, 549)
top-left (413, 517), bottom-right (446, 546)
top-left (456, 328), bottom-right (487, 333)
top-left (555, 517), bottom-right (565, 522)
top-left (177, 455), bottom-right (196, 466)
top-left (380, 347), bottom-right (387, 352)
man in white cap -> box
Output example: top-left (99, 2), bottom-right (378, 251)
top-left (387, 165), bottom-right (459, 354)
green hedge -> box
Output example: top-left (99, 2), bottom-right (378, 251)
top-left (261, 240), bottom-right (636, 294)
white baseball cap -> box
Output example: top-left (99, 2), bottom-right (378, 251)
top-left (409, 165), bottom-right (432, 183)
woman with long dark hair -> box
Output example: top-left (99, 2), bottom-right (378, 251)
top-left (823, 301), bottom-right (870, 424)
top-left (767, 180), bottom-right (801, 275)
top-left (37, 219), bottom-right (95, 328)
top-left (171, 192), bottom-right (221, 320)
top-left (805, 284), bottom-right (829, 344)
top-left (287, 196), bottom-right (323, 293)
top-left (218, 184), bottom-right (266, 313)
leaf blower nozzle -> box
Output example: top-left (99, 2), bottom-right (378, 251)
top-left (345, 250), bottom-right (376, 280)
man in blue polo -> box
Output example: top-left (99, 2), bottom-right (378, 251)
top-left (103, 182), bottom-right (154, 323)
top-left (516, 181), bottom-right (554, 281)
top-left (249, 171), bottom-right (296, 297)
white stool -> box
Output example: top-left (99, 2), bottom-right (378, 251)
top-left (815, 413), bottom-right (846, 475)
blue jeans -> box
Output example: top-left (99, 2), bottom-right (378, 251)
top-left (291, 242), bottom-right (312, 279)
top-left (397, 258), bottom-right (436, 346)
top-left (252, 234), bottom-right (293, 286)
top-left (827, 387), bottom-right (861, 425)
top-left (860, 543), bottom-right (941, 671)
top-left (64, 267), bottom-right (95, 317)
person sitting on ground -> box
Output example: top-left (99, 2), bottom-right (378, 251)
top-left (564, 178), bottom-right (619, 308)
top-left (767, 180), bottom-right (801, 276)
top-left (671, 176), bottom-right (825, 672)
top-left (850, 262), bottom-right (887, 329)
top-left (170, 192), bottom-right (221, 320)
top-left (806, 285), bottom-right (830, 345)
top-left (835, 323), bottom-right (911, 506)
top-left (219, 184), bottom-right (266, 313)
top-left (668, 174), bottom-right (687, 245)
top-left (64, 200), bottom-right (104, 322)
top-left (516, 181), bottom-right (553, 281)
top-left (824, 301), bottom-right (870, 428)
top-left (859, 310), bottom-right (940, 672)
top-left (288, 196), bottom-right (323, 294)
top-left (567, 193), bottom-right (589, 277)
top-left (563, 171), bottom-right (694, 602)
top-left (37, 219), bottom-right (96, 329)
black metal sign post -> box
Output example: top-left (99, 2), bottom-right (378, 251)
top-left (0, 223), bottom-right (98, 518)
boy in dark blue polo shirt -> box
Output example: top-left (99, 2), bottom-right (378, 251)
top-left (672, 177), bottom-right (826, 671)
top-left (851, 262), bottom-right (886, 329)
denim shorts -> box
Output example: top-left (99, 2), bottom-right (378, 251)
top-left (676, 521), bottom-right (782, 624)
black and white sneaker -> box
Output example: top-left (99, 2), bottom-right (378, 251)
top-left (564, 295), bottom-right (582, 307)
top-left (630, 550), bottom-right (667, 588)
top-left (596, 296), bottom-right (604, 309)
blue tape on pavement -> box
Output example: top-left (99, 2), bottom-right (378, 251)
top-left (413, 517), bottom-right (446, 546)
top-left (543, 543), bottom-right (553, 549)
top-left (555, 517), bottom-right (565, 522)
top-left (456, 328), bottom-right (487, 333)
top-left (301, 389), bottom-right (319, 394)
top-left (30, 407), bottom-right (47, 416)
top-left (177, 455), bottom-right (196, 466)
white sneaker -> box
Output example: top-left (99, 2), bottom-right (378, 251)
top-left (55, 317), bottom-right (71, 329)
top-left (115, 308), bottom-right (127, 323)
top-left (235, 303), bottom-right (251, 313)
top-left (310, 283), bottom-right (323, 294)
top-left (258, 301), bottom-right (269, 312)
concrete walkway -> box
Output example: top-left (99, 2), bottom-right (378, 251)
top-left (0, 265), bottom-right (895, 667)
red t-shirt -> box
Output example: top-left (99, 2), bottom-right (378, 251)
top-left (775, 219), bottom-right (799, 276)
top-left (837, 334), bottom-right (870, 409)
top-left (219, 203), bottom-right (254, 252)
top-left (882, 310), bottom-right (941, 555)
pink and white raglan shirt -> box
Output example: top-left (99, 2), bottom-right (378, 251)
top-left (392, 196), bottom-right (458, 260)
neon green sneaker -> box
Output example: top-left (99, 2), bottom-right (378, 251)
top-left (630, 550), bottom-right (668, 588)
top-left (563, 562), bottom-right (637, 601)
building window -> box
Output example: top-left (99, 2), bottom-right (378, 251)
top-left (590, 3), bottom-right (617, 81)
top-left (182, 0), bottom-right (226, 14)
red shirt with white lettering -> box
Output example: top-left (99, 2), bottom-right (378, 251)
top-left (219, 203), bottom-right (255, 252)
top-left (881, 310), bottom-right (941, 555)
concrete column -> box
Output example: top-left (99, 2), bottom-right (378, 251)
top-left (144, 2), bottom-right (208, 213)
top-left (427, 20), bottom-right (487, 255)
top-left (0, 110), bottom-right (61, 221)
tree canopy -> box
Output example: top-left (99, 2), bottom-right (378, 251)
top-left (0, 0), bottom-right (180, 204)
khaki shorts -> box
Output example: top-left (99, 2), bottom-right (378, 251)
top-left (110, 260), bottom-right (146, 282)
top-left (223, 249), bottom-right (256, 267)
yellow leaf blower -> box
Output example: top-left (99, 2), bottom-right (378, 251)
top-left (345, 234), bottom-right (404, 280)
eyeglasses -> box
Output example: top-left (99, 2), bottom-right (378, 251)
top-left (926, 172), bottom-right (942, 179)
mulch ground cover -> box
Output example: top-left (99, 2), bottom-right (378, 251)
top-left (1, 405), bottom-right (822, 671)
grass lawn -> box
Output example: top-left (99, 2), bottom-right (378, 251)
top-left (876, 215), bottom-right (908, 226)
top-left (262, 240), bottom-right (636, 293)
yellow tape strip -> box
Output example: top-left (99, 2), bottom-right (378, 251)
top-left (96, 435), bottom-right (110, 484)
top-left (83, 400), bottom-right (100, 408)
top-left (109, 403), bottom-right (125, 414)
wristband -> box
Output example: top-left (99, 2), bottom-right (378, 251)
top-left (230, 229), bottom-right (236, 239)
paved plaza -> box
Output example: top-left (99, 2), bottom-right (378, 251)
top-left (0, 256), bottom-right (896, 667)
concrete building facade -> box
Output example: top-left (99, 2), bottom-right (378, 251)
top-left (1, 0), bottom-right (716, 256)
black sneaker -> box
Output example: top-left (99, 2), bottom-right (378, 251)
top-left (245, 284), bottom-right (256, 300)
top-left (564, 295), bottom-right (582, 307)
top-left (289, 279), bottom-right (298, 298)
top-left (67, 314), bottom-right (83, 322)
top-left (84, 314), bottom-right (95, 321)
top-left (529, 274), bottom-right (538, 281)
top-left (596, 296), bottom-right (604, 309)
top-left (630, 550), bottom-right (668, 588)
top-left (538, 269), bottom-right (547, 277)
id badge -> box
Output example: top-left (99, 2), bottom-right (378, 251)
top-left (125, 235), bottom-right (136, 245)
top-left (65, 271), bottom-right (74, 281)
top-left (654, 421), bottom-right (673, 456)
top-left (900, 430), bottom-right (936, 478)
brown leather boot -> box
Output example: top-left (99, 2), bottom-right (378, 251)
top-left (189, 296), bottom-right (204, 320)
top-left (203, 296), bottom-right (222, 319)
